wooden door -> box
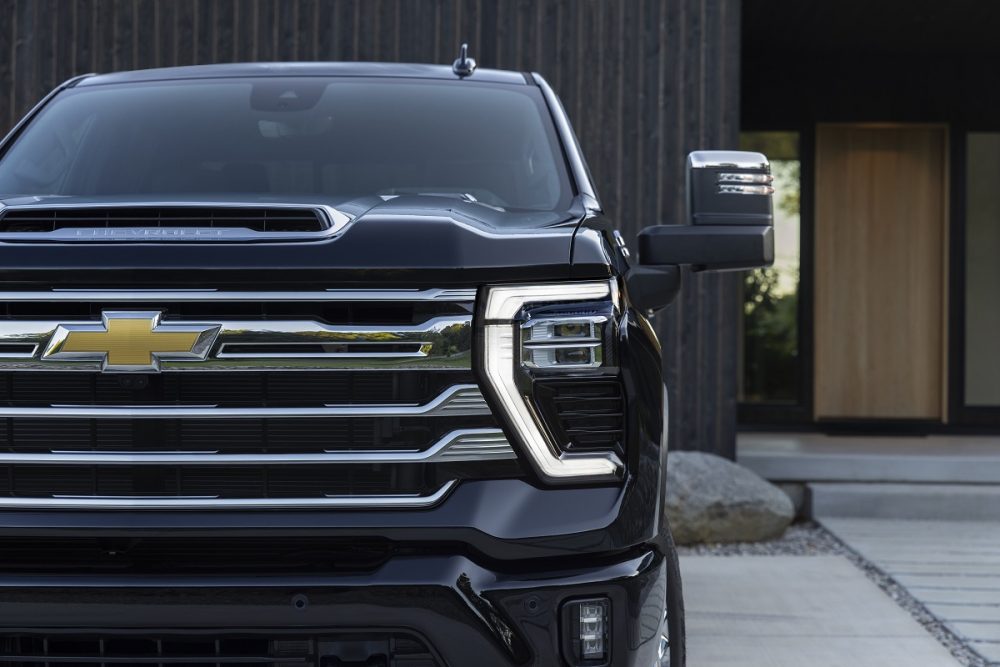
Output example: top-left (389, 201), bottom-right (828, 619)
top-left (814, 124), bottom-right (948, 420)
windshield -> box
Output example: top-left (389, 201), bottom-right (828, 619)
top-left (0, 77), bottom-right (574, 212)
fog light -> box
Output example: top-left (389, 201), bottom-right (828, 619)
top-left (580, 602), bottom-right (607, 658)
top-left (563, 597), bottom-right (610, 665)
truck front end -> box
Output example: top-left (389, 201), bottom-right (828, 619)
top-left (0, 63), bottom-right (679, 667)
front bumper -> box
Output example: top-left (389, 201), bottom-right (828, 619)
top-left (0, 547), bottom-right (666, 666)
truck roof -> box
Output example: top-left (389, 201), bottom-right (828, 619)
top-left (76, 62), bottom-right (532, 87)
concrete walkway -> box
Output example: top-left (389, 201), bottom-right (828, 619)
top-left (682, 555), bottom-right (962, 666)
top-left (810, 483), bottom-right (1000, 521)
top-left (824, 518), bottom-right (1000, 666)
top-left (739, 432), bottom-right (1000, 484)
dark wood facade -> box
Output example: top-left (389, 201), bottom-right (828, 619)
top-left (0, 0), bottom-right (743, 456)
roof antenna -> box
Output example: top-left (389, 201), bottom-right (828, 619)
top-left (452, 43), bottom-right (477, 78)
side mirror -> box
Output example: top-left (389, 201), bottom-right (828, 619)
top-left (627, 151), bottom-right (775, 311)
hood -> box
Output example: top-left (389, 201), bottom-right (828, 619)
top-left (0, 195), bottom-right (612, 287)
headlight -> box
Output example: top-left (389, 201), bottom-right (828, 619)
top-left (521, 316), bottom-right (605, 368)
top-left (481, 281), bottom-right (623, 482)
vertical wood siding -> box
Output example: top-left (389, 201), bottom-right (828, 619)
top-left (0, 0), bottom-right (741, 456)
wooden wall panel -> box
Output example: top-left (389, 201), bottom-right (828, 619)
top-left (0, 0), bottom-right (741, 456)
top-left (814, 124), bottom-right (947, 419)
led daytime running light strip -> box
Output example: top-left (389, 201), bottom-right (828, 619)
top-left (482, 281), bottom-right (623, 480)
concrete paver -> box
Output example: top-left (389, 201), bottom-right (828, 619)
top-left (682, 555), bottom-right (961, 667)
top-left (915, 588), bottom-right (1000, 606)
top-left (823, 517), bottom-right (1000, 665)
top-left (947, 621), bottom-right (1000, 642)
top-left (928, 604), bottom-right (1000, 623)
top-left (893, 564), bottom-right (1000, 576)
top-left (893, 574), bottom-right (1000, 589)
top-left (738, 432), bottom-right (1000, 484)
top-left (973, 642), bottom-right (1000, 664)
top-left (810, 483), bottom-right (1000, 520)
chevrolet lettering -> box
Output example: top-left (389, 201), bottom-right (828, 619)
top-left (0, 54), bottom-right (773, 666)
top-left (74, 228), bottom-right (229, 239)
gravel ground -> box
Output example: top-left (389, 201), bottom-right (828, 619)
top-left (678, 521), bottom-right (845, 557)
top-left (678, 521), bottom-right (989, 667)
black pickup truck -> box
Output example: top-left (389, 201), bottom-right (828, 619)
top-left (0, 55), bottom-right (773, 667)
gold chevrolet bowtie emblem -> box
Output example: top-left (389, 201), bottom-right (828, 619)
top-left (42, 311), bottom-right (221, 372)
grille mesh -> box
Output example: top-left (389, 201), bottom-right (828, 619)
top-left (0, 537), bottom-right (393, 573)
top-left (0, 370), bottom-right (470, 407)
top-left (0, 416), bottom-right (487, 453)
top-left (0, 461), bottom-right (520, 500)
top-left (535, 379), bottom-right (625, 452)
top-left (0, 632), bottom-right (441, 666)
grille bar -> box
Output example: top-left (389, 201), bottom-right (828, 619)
top-left (0, 315), bottom-right (472, 372)
top-left (0, 385), bottom-right (489, 418)
top-left (0, 288), bottom-right (477, 302)
top-left (0, 429), bottom-right (513, 465)
top-left (0, 480), bottom-right (457, 509)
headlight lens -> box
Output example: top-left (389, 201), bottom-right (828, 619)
top-left (481, 281), bottom-right (623, 482)
top-left (521, 316), bottom-right (605, 369)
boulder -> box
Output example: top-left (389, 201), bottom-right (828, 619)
top-left (665, 451), bottom-right (794, 545)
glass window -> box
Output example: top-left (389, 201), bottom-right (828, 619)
top-left (965, 133), bottom-right (1000, 406)
top-left (739, 132), bottom-right (801, 403)
top-left (0, 78), bottom-right (573, 213)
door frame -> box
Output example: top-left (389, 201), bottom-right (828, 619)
top-left (948, 123), bottom-right (1000, 428)
top-left (736, 123), bottom-right (816, 427)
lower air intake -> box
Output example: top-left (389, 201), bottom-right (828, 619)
top-left (0, 632), bottom-right (441, 666)
top-left (535, 379), bottom-right (625, 453)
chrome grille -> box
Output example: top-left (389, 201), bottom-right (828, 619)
top-left (0, 313), bottom-right (472, 371)
top-left (0, 289), bottom-right (517, 509)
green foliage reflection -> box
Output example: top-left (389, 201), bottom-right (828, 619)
top-left (739, 139), bottom-right (801, 405)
